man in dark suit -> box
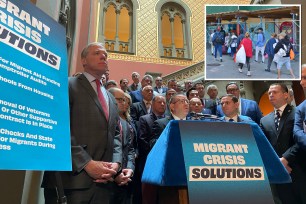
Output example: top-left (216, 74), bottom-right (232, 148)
top-left (150, 94), bottom-right (189, 148)
top-left (188, 97), bottom-right (212, 118)
top-left (219, 94), bottom-right (253, 123)
top-left (164, 88), bottom-right (176, 117)
top-left (138, 95), bottom-right (166, 204)
top-left (260, 83), bottom-right (306, 204)
top-left (143, 94), bottom-right (189, 204)
top-left (130, 75), bottom-right (153, 103)
top-left (153, 76), bottom-right (167, 94)
top-left (130, 85), bottom-right (154, 131)
top-left (217, 82), bottom-right (262, 124)
top-left (42, 42), bottom-right (122, 203)
top-left (127, 72), bottom-right (141, 92)
top-left (138, 95), bottom-right (166, 168)
top-left (195, 82), bottom-right (217, 115)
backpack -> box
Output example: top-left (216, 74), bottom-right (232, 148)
top-left (215, 33), bottom-right (223, 44)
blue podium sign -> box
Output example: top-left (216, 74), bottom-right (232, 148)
top-left (0, 0), bottom-right (71, 170)
top-left (179, 121), bottom-right (274, 204)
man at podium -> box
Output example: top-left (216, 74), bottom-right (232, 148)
top-left (219, 94), bottom-right (253, 123)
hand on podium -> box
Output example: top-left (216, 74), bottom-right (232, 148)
top-left (280, 157), bottom-right (292, 174)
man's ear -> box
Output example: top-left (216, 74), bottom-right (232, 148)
top-left (169, 103), bottom-right (174, 112)
top-left (81, 58), bottom-right (87, 67)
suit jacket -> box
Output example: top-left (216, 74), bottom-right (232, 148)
top-left (138, 113), bottom-right (160, 158)
top-left (150, 116), bottom-right (173, 148)
top-left (260, 104), bottom-right (306, 201)
top-left (260, 105), bottom-right (298, 163)
top-left (217, 98), bottom-right (262, 124)
top-left (130, 89), bottom-right (143, 103)
top-left (153, 86), bottom-right (167, 94)
top-left (294, 100), bottom-right (306, 150)
top-left (203, 98), bottom-right (217, 115)
top-left (120, 118), bottom-right (135, 171)
top-left (42, 74), bottom-right (122, 189)
top-left (219, 115), bottom-right (254, 123)
top-left (130, 101), bottom-right (149, 131)
top-left (128, 83), bottom-right (141, 92)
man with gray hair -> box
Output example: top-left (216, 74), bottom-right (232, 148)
top-left (130, 74), bottom-right (153, 103)
top-left (207, 84), bottom-right (220, 105)
top-left (42, 42), bottom-right (122, 203)
top-left (128, 72), bottom-right (141, 92)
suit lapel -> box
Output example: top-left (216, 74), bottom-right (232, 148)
top-left (277, 105), bottom-right (291, 136)
top-left (240, 98), bottom-right (246, 115)
top-left (141, 101), bottom-right (148, 114)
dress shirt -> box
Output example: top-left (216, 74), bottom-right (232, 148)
top-left (143, 99), bottom-right (152, 113)
top-left (225, 115), bottom-right (238, 122)
top-left (83, 72), bottom-right (109, 107)
top-left (274, 104), bottom-right (287, 117)
top-left (172, 114), bottom-right (186, 120)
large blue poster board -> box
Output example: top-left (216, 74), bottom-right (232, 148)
top-left (0, 0), bottom-right (71, 170)
top-left (179, 121), bottom-right (274, 204)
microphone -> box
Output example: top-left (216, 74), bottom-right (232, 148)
top-left (189, 112), bottom-right (222, 121)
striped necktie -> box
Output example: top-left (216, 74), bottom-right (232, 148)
top-left (274, 110), bottom-right (281, 131)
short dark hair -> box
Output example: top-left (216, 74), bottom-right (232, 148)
top-left (220, 94), bottom-right (238, 103)
top-left (167, 79), bottom-right (177, 85)
top-left (225, 82), bottom-right (238, 91)
top-left (105, 80), bottom-right (117, 87)
top-left (186, 87), bottom-right (197, 99)
top-left (120, 78), bottom-right (128, 84)
top-left (270, 83), bottom-right (288, 93)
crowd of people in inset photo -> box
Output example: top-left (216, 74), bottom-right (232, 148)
top-left (209, 26), bottom-right (296, 78)
top-left (69, 66), bottom-right (306, 204)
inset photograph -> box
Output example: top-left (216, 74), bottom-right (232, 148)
top-left (205, 5), bottom-right (301, 80)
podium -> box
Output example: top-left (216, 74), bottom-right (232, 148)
top-left (142, 120), bottom-right (291, 204)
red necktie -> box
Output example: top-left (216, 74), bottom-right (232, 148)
top-left (95, 79), bottom-right (109, 120)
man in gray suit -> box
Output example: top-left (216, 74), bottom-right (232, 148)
top-left (42, 42), bottom-right (122, 204)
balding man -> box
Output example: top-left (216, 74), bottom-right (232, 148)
top-left (154, 77), bottom-right (167, 94)
top-left (130, 75), bottom-right (153, 103)
top-left (130, 85), bottom-right (154, 131)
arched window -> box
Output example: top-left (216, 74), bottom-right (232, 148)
top-left (157, 1), bottom-right (192, 59)
top-left (99, 0), bottom-right (137, 54)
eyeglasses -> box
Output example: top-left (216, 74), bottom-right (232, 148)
top-left (227, 88), bottom-right (239, 92)
top-left (115, 98), bottom-right (126, 103)
top-left (190, 102), bottom-right (202, 106)
top-left (172, 99), bottom-right (189, 104)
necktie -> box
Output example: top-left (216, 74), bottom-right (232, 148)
top-left (146, 102), bottom-right (151, 113)
top-left (229, 118), bottom-right (235, 122)
top-left (275, 110), bottom-right (281, 131)
top-left (95, 79), bottom-right (109, 120)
